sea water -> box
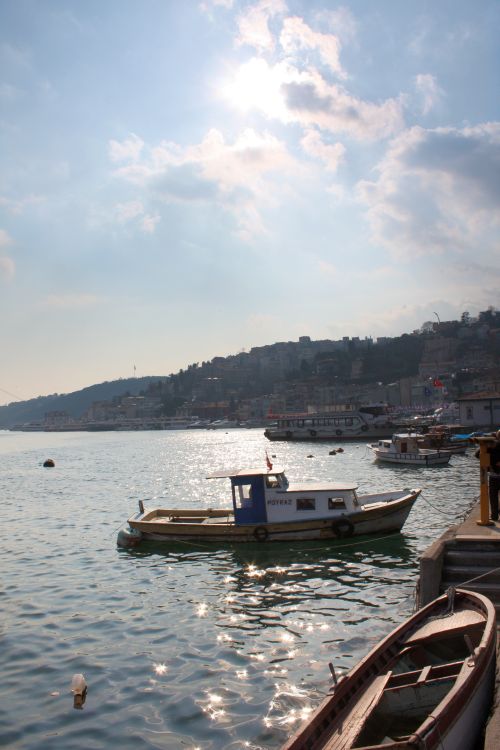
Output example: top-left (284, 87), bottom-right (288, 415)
top-left (0, 428), bottom-right (479, 749)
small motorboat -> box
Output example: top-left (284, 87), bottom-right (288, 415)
top-left (281, 587), bottom-right (496, 750)
top-left (117, 463), bottom-right (421, 547)
top-left (370, 433), bottom-right (452, 466)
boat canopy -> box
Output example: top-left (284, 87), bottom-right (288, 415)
top-left (207, 467), bottom-right (284, 479)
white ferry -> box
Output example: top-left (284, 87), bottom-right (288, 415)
top-left (370, 433), bottom-right (452, 466)
top-left (117, 463), bottom-right (420, 546)
top-left (264, 405), bottom-right (403, 442)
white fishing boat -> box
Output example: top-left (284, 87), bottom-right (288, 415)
top-left (281, 587), bottom-right (496, 750)
top-left (370, 433), bottom-right (452, 466)
top-left (117, 462), bottom-right (420, 547)
top-left (264, 405), bottom-right (405, 442)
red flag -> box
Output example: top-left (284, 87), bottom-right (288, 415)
top-left (433, 378), bottom-right (444, 387)
top-left (265, 452), bottom-right (273, 471)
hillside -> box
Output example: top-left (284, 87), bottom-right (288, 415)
top-left (0, 377), bottom-right (168, 428)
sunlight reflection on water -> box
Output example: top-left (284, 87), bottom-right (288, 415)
top-left (0, 429), bottom-right (479, 749)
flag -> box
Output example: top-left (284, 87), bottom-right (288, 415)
top-left (265, 452), bottom-right (273, 471)
top-left (433, 378), bottom-right (444, 387)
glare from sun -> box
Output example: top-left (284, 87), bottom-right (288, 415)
top-left (223, 58), bottom-right (288, 118)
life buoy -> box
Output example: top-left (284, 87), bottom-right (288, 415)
top-left (310, 430), bottom-right (317, 437)
top-left (361, 425), bottom-right (369, 432)
top-left (335, 429), bottom-right (343, 437)
top-left (253, 526), bottom-right (269, 542)
top-left (331, 518), bottom-right (354, 538)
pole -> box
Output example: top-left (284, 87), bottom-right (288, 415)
top-left (471, 436), bottom-right (495, 526)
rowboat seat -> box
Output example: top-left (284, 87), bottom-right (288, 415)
top-left (404, 609), bottom-right (484, 645)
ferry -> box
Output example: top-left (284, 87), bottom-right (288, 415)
top-left (264, 405), bottom-right (404, 442)
top-left (117, 462), bottom-right (420, 547)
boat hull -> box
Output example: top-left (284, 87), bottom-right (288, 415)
top-left (123, 491), bottom-right (419, 545)
top-left (371, 450), bottom-right (451, 466)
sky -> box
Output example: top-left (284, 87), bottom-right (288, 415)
top-left (1, 0), bottom-right (500, 405)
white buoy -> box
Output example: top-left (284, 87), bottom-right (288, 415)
top-left (71, 673), bottom-right (87, 708)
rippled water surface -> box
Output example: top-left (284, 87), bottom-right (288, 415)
top-left (0, 429), bottom-right (479, 749)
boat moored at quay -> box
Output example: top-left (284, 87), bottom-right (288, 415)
top-left (117, 463), bottom-right (421, 547)
top-left (281, 587), bottom-right (496, 750)
top-left (370, 433), bottom-right (452, 466)
top-left (264, 405), bottom-right (406, 442)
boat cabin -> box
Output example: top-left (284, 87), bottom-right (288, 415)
top-left (375, 433), bottom-right (421, 453)
top-left (207, 468), bottom-right (359, 525)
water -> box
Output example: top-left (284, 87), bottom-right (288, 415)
top-left (0, 429), bottom-right (479, 749)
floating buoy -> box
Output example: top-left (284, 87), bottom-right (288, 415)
top-left (43, 458), bottom-right (55, 468)
top-left (329, 450), bottom-right (337, 455)
top-left (71, 673), bottom-right (87, 709)
top-left (307, 454), bottom-right (314, 458)
top-left (336, 447), bottom-right (344, 453)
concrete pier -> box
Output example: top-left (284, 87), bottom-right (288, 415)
top-left (418, 502), bottom-right (500, 749)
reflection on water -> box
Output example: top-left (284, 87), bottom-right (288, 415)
top-left (0, 429), bottom-right (478, 749)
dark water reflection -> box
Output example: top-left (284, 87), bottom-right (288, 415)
top-left (0, 429), bottom-right (478, 749)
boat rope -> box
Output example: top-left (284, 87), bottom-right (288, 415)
top-left (419, 492), bottom-right (478, 519)
top-left (452, 563), bottom-right (500, 589)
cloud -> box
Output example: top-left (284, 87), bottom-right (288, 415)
top-left (280, 15), bottom-right (345, 76)
top-left (357, 123), bottom-right (500, 262)
top-left (44, 293), bottom-right (99, 308)
top-left (300, 129), bottom-right (345, 171)
top-left (114, 200), bottom-right (144, 223)
top-left (0, 255), bottom-right (15, 280)
top-left (282, 74), bottom-right (404, 140)
top-left (111, 127), bottom-right (297, 239)
top-left (415, 74), bottom-right (443, 115)
top-left (109, 133), bottom-right (144, 163)
top-left (0, 228), bottom-right (13, 247)
top-left (0, 194), bottom-right (44, 214)
top-left (236, 0), bottom-right (287, 51)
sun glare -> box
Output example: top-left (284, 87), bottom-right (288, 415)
top-left (223, 58), bottom-right (288, 117)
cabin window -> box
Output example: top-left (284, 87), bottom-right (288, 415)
top-left (345, 417), bottom-right (353, 426)
top-left (265, 475), bottom-right (279, 488)
top-left (328, 497), bottom-right (346, 510)
top-left (297, 498), bottom-right (315, 511)
top-left (237, 483), bottom-right (253, 508)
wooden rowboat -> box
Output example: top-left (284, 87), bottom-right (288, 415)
top-left (281, 588), bottom-right (496, 750)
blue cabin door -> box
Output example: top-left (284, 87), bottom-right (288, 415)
top-left (232, 476), bottom-right (268, 525)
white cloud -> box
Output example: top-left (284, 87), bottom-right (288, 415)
top-left (114, 200), bottom-right (144, 223)
top-left (415, 74), bottom-right (443, 115)
top-left (111, 127), bottom-right (297, 239)
top-left (236, 0), bottom-right (287, 51)
top-left (0, 255), bottom-right (15, 280)
top-left (280, 16), bottom-right (345, 77)
top-left (0, 194), bottom-right (44, 215)
top-left (300, 129), bottom-right (345, 171)
top-left (141, 214), bottom-right (160, 233)
top-left (109, 133), bottom-right (144, 163)
top-left (357, 123), bottom-right (500, 264)
top-left (0, 228), bottom-right (13, 247)
top-left (44, 293), bottom-right (99, 308)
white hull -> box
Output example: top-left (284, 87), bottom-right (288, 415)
top-left (371, 450), bottom-right (451, 466)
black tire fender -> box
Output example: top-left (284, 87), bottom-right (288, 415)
top-left (253, 526), bottom-right (269, 542)
top-left (286, 431), bottom-right (292, 439)
top-left (331, 518), bottom-right (354, 538)
top-left (335, 429), bottom-right (343, 437)
top-left (361, 424), bottom-right (369, 432)
top-left (310, 429), bottom-right (317, 437)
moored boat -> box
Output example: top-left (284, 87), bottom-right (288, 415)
top-left (117, 463), bottom-right (421, 547)
top-left (370, 433), bottom-right (452, 466)
top-left (281, 587), bottom-right (496, 750)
